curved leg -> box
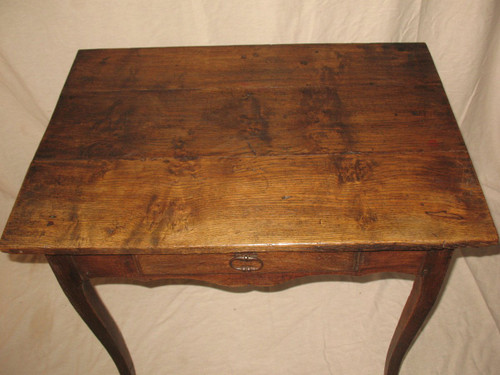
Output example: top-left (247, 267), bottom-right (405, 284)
top-left (47, 255), bottom-right (135, 375)
top-left (384, 249), bottom-right (453, 375)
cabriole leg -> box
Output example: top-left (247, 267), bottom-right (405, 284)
top-left (47, 255), bottom-right (135, 375)
top-left (384, 249), bottom-right (453, 375)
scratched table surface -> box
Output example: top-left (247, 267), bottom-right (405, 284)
top-left (0, 43), bottom-right (497, 255)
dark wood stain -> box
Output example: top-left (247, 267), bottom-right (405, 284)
top-left (202, 91), bottom-right (271, 151)
top-left (331, 155), bottom-right (376, 184)
top-left (425, 211), bottom-right (464, 220)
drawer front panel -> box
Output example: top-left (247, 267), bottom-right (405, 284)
top-left (137, 251), bottom-right (356, 276)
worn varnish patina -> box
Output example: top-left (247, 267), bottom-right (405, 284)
top-left (1, 44), bottom-right (497, 375)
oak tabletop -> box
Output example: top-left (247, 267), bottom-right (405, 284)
top-left (1, 43), bottom-right (497, 254)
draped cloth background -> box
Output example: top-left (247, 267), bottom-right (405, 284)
top-left (1, 1), bottom-right (499, 374)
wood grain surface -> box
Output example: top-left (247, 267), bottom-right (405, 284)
top-left (1, 43), bottom-right (497, 254)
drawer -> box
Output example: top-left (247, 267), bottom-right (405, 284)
top-left (136, 251), bottom-right (357, 276)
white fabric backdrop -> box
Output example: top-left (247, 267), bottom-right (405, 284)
top-left (1, 1), bottom-right (499, 374)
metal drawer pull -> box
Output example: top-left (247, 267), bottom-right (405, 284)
top-left (229, 253), bottom-right (263, 272)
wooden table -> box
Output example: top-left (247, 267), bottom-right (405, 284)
top-left (1, 44), bottom-right (497, 375)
